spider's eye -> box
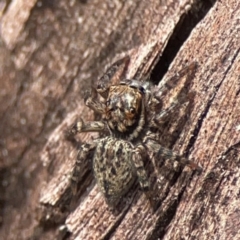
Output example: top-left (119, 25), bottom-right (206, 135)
top-left (108, 106), bottom-right (118, 112)
top-left (97, 83), bottom-right (103, 90)
top-left (106, 100), bottom-right (110, 106)
top-left (139, 86), bottom-right (145, 93)
top-left (129, 107), bottom-right (136, 114)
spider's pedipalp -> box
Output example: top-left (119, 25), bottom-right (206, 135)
top-left (68, 119), bottom-right (106, 135)
top-left (85, 87), bottom-right (106, 114)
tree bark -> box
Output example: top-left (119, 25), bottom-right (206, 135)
top-left (0, 0), bottom-right (239, 239)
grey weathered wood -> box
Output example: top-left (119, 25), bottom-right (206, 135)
top-left (0, 0), bottom-right (239, 239)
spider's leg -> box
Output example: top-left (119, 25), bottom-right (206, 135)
top-left (150, 62), bottom-right (198, 126)
top-left (152, 93), bottom-right (190, 126)
top-left (157, 62), bottom-right (198, 98)
top-left (71, 142), bottom-right (96, 195)
top-left (144, 137), bottom-right (202, 172)
top-left (97, 55), bottom-right (130, 98)
top-left (132, 144), bottom-right (150, 191)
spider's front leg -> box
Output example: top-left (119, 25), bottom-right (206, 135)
top-left (151, 62), bottom-right (198, 127)
top-left (97, 55), bottom-right (130, 97)
top-left (157, 62), bottom-right (198, 98)
top-left (151, 90), bottom-right (195, 127)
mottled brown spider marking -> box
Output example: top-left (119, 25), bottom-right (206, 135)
top-left (106, 83), bottom-right (144, 135)
top-left (67, 57), bottom-right (201, 208)
top-left (93, 137), bottom-right (136, 206)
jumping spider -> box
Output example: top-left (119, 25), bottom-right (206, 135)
top-left (67, 57), bottom-right (201, 208)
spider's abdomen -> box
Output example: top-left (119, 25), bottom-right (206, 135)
top-left (93, 137), bottom-right (135, 206)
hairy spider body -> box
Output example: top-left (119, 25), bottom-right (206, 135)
top-left (93, 137), bottom-right (136, 206)
top-left (68, 59), bottom-right (201, 207)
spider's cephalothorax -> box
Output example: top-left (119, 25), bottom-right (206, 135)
top-left (106, 83), bottom-right (143, 134)
top-left (101, 80), bottom-right (150, 142)
top-left (67, 59), bottom-right (201, 207)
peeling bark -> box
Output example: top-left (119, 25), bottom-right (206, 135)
top-left (0, 0), bottom-right (239, 239)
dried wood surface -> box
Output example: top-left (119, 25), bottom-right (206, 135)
top-left (0, 0), bottom-right (239, 239)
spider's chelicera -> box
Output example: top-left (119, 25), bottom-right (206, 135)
top-left (67, 58), bottom-right (201, 207)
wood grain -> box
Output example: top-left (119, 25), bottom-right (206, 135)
top-left (0, 0), bottom-right (239, 239)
